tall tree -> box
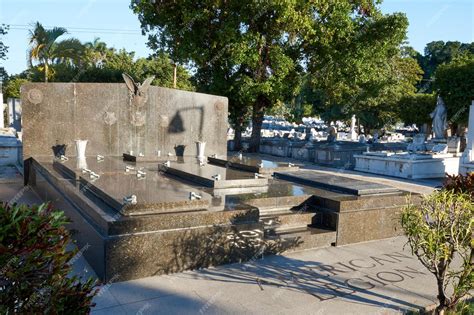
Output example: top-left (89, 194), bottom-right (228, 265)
top-left (434, 55), bottom-right (474, 130)
top-left (28, 22), bottom-right (84, 82)
top-left (303, 4), bottom-right (421, 133)
top-left (131, 1), bottom-right (312, 152)
top-left (417, 41), bottom-right (474, 92)
top-left (0, 24), bottom-right (9, 83)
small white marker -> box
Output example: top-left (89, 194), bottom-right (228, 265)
top-left (123, 194), bottom-right (137, 205)
top-left (189, 192), bottom-right (202, 200)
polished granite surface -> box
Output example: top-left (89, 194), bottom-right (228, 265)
top-left (163, 158), bottom-right (259, 180)
top-left (274, 171), bottom-right (399, 196)
top-left (79, 170), bottom-right (212, 215)
top-left (213, 154), bottom-right (297, 169)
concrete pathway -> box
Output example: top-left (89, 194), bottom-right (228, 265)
top-left (88, 237), bottom-right (438, 315)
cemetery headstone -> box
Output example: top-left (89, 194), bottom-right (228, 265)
top-left (431, 144), bottom-right (448, 154)
top-left (7, 98), bottom-right (21, 131)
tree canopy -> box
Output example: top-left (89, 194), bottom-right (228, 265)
top-left (28, 22), bottom-right (84, 82)
top-left (4, 25), bottom-right (195, 98)
top-left (131, 0), bottom-right (418, 148)
top-left (0, 24), bottom-right (9, 83)
top-left (434, 55), bottom-right (474, 126)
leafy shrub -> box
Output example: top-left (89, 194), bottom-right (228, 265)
top-left (443, 173), bottom-right (474, 200)
top-left (401, 190), bottom-right (473, 314)
top-left (0, 202), bottom-right (97, 314)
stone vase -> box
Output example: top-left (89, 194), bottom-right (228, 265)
top-left (196, 141), bottom-right (206, 158)
top-left (75, 140), bottom-right (88, 159)
top-left (76, 157), bottom-right (88, 170)
top-left (174, 145), bottom-right (186, 157)
top-left (52, 144), bottom-right (67, 158)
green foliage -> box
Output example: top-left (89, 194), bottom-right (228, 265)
top-left (0, 202), bottom-right (98, 313)
top-left (443, 173), bottom-right (474, 200)
top-left (22, 35), bottom-right (194, 90)
top-left (131, 1), bottom-right (419, 147)
top-left (401, 190), bottom-right (473, 313)
top-left (434, 56), bottom-right (474, 125)
top-left (396, 93), bottom-right (436, 127)
top-left (0, 24), bottom-right (8, 61)
top-left (3, 77), bottom-right (30, 99)
top-left (417, 41), bottom-right (474, 93)
top-left (304, 5), bottom-right (422, 132)
top-left (131, 0), bottom-right (314, 151)
top-left (0, 24), bottom-right (8, 83)
top-left (28, 22), bottom-right (84, 82)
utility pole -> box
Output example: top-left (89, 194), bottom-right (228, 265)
top-left (173, 63), bottom-right (177, 89)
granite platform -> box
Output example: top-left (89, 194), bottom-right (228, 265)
top-left (354, 152), bottom-right (460, 179)
top-left (26, 155), bottom-right (420, 279)
top-left (273, 170), bottom-right (399, 196)
top-left (158, 158), bottom-right (269, 188)
top-left (26, 157), bottom-right (264, 281)
top-left (208, 154), bottom-right (299, 175)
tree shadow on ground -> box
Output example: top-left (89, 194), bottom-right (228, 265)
top-left (159, 226), bottom-right (429, 313)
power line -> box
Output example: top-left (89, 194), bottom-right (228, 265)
top-left (7, 24), bottom-right (144, 36)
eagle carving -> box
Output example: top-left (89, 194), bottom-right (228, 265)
top-left (122, 73), bottom-right (155, 126)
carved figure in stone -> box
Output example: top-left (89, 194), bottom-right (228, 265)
top-left (327, 125), bottom-right (337, 142)
top-left (430, 96), bottom-right (448, 139)
top-left (309, 128), bottom-right (318, 141)
top-left (103, 111), bottom-right (117, 125)
top-left (122, 73), bottom-right (155, 127)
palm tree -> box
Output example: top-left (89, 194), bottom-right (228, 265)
top-left (28, 22), bottom-right (84, 82)
top-left (83, 38), bottom-right (108, 67)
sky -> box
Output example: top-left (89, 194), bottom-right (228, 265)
top-left (0, 0), bottom-right (473, 76)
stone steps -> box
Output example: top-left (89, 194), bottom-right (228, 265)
top-left (262, 211), bottom-right (316, 236)
top-left (266, 226), bottom-right (336, 252)
top-left (259, 203), bottom-right (335, 252)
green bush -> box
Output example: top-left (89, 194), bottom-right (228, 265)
top-left (444, 173), bottom-right (474, 200)
top-left (0, 202), bottom-right (97, 314)
top-left (401, 190), bottom-right (473, 314)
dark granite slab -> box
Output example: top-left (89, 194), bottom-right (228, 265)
top-left (158, 158), bottom-right (268, 188)
top-left (79, 171), bottom-right (211, 216)
top-left (22, 83), bottom-right (228, 160)
top-left (123, 153), bottom-right (172, 162)
top-left (274, 171), bottom-right (399, 196)
top-left (53, 156), bottom-right (139, 180)
top-left (208, 155), bottom-right (299, 174)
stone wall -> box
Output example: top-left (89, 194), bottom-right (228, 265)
top-left (21, 83), bottom-right (228, 159)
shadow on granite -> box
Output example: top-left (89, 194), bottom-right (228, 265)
top-left (108, 223), bottom-right (303, 280)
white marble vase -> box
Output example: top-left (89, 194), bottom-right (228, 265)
top-left (75, 140), bottom-right (88, 159)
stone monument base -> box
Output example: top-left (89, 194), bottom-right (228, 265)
top-left (354, 152), bottom-right (459, 179)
